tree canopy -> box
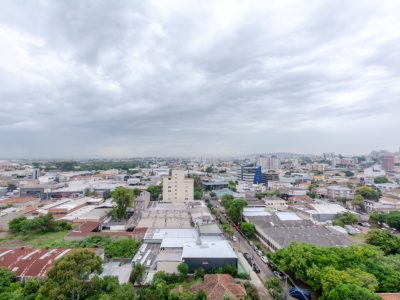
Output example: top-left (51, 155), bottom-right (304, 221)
top-left (147, 185), bottom-right (162, 201)
top-left (9, 213), bottom-right (71, 235)
top-left (323, 284), bottom-right (382, 300)
top-left (374, 176), bottom-right (389, 184)
top-left (333, 212), bottom-right (357, 227)
top-left (270, 242), bottom-right (400, 295)
top-left (40, 250), bottom-right (103, 300)
top-left (222, 198), bottom-right (247, 224)
top-left (370, 211), bottom-right (400, 230)
top-left (357, 186), bottom-right (380, 200)
top-left (240, 222), bottom-right (256, 237)
top-left (111, 187), bottom-right (134, 219)
top-left (366, 229), bottom-right (400, 255)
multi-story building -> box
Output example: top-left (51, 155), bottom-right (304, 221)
top-left (326, 186), bottom-right (353, 201)
top-left (162, 170), bottom-right (194, 202)
top-left (235, 164), bottom-right (258, 183)
top-left (382, 155), bottom-right (395, 172)
top-left (256, 155), bottom-right (281, 171)
top-left (134, 191), bottom-right (151, 212)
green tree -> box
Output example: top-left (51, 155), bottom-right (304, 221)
top-left (194, 268), bottom-right (205, 280)
top-left (374, 176), bottom-right (389, 184)
top-left (221, 194), bottom-right (234, 207)
top-left (345, 171), bottom-right (354, 177)
top-left (147, 185), bottom-right (162, 201)
top-left (365, 229), bottom-right (400, 255)
top-left (40, 250), bottom-right (103, 300)
top-left (385, 211), bottom-right (400, 230)
top-left (357, 186), bottom-right (380, 200)
top-left (223, 222), bottom-right (234, 238)
top-left (240, 222), bottom-right (256, 237)
top-left (333, 212), bottom-right (358, 227)
top-left (228, 181), bottom-right (237, 192)
top-left (205, 166), bottom-right (213, 173)
top-left (111, 187), bottom-right (134, 219)
top-left (323, 284), bottom-right (381, 300)
top-left (105, 238), bottom-right (141, 258)
top-left (130, 263), bottom-right (145, 285)
top-left (369, 212), bottom-right (385, 224)
top-left (352, 194), bottom-right (364, 210)
top-left (320, 267), bottom-right (378, 294)
top-left (225, 198), bottom-right (247, 224)
top-left (265, 278), bottom-right (284, 300)
top-left (194, 190), bottom-right (203, 200)
top-left (177, 262), bottom-right (189, 277)
top-left (0, 267), bottom-right (15, 293)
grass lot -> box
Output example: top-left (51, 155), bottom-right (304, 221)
top-left (348, 233), bottom-right (366, 244)
top-left (0, 230), bottom-right (70, 248)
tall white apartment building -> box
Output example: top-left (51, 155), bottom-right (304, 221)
top-left (162, 170), bottom-right (194, 202)
top-left (256, 155), bottom-right (281, 171)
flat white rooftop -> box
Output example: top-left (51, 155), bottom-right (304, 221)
top-left (182, 240), bottom-right (237, 259)
top-left (243, 207), bottom-right (271, 217)
top-left (276, 212), bottom-right (301, 221)
top-left (145, 228), bottom-right (199, 241)
top-left (310, 204), bottom-right (347, 214)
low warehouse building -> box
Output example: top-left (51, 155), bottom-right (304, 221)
top-left (182, 239), bottom-right (237, 272)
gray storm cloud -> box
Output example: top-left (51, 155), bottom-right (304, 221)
top-left (0, 0), bottom-right (399, 158)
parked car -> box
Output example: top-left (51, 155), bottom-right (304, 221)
top-left (273, 270), bottom-right (285, 280)
top-left (243, 253), bottom-right (253, 265)
top-left (256, 249), bottom-right (262, 256)
top-left (261, 256), bottom-right (269, 264)
top-left (232, 236), bottom-right (238, 242)
top-left (252, 263), bottom-right (260, 273)
top-left (289, 287), bottom-right (311, 300)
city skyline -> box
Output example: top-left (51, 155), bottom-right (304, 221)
top-left (1, 1), bottom-right (400, 158)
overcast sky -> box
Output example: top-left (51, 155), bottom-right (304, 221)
top-left (0, 0), bottom-right (400, 158)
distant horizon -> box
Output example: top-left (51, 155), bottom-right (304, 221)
top-left (1, 149), bottom-right (398, 161)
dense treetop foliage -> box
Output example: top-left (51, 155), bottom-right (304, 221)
top-left (365, 229), bottom-right (400, 255)
top-left (221, 197), bottom-right (247, 224)
top-left (370, 211), bottom-right (400, 230)
top-left (332, 212), bottom-right (358, 227)
top-left (146, 185), bottom-right (162, 201)
top-left (356, 185), bottom-right (380, 200)
top-left (111, 187), bottom-right (134, 220)
top-left (9, 213), bottom-right (71, 235)
top-left (270, 242), bottom-right (400, 297)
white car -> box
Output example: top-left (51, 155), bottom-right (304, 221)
top-left (261, 256), bottom-right (269, 264)
top-left (256, 249), bottom-right (262, 256)
top-left (232, 236), bottom-right (238, 242)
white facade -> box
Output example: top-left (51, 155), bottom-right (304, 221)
top-left (162, 170), bottom-right (194, 202)
top-left (256, 155), bottom-right (281, 171)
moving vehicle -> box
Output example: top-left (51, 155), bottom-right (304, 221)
top-left (289, 287), bottom-right (311, 300)
top-left (232, 236), bottom-right (238, 242)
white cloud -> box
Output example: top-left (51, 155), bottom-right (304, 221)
top-left (0, 0), bottom-right (399, 158)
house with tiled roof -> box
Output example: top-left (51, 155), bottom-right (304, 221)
top-left (190, 274), bottom-right (246, 300)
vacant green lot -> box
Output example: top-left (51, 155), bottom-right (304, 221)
top-left (0, 230), bottom-right (70, 248)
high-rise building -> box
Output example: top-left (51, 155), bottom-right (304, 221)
top-left (382, 155), bottom-right (395, 172)
top-left (32, 168), bottom-right (41, 180)
top-left (256, 155), bottom-right (281, 171)
top-left (236, 164), bottom-right (258, 183)
top-left (162, 170), bottom-right (194, 202)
